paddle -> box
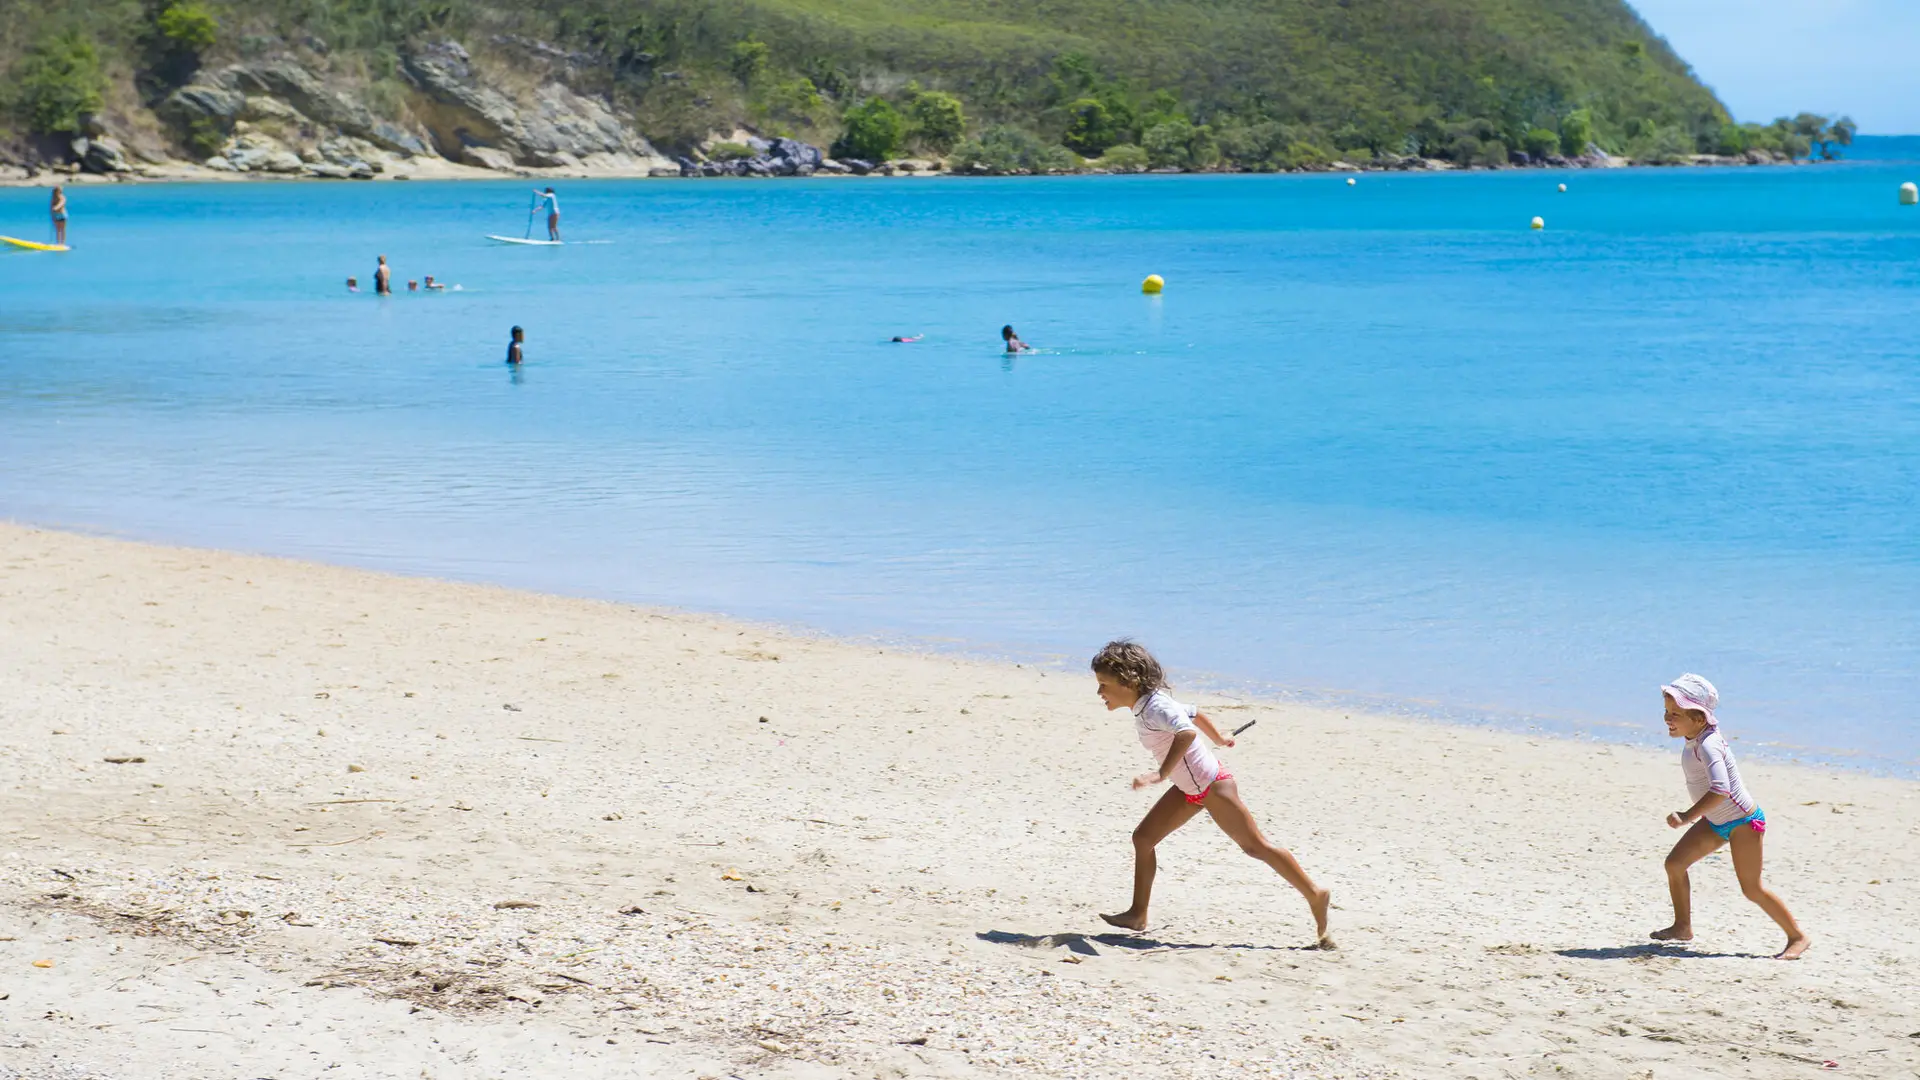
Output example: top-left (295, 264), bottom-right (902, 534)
top-left (524, 192), bottom-right (538, 240)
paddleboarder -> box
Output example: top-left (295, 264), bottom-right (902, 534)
top-left (533, 187), bottom-right (560, 241)
top-left (50, 186), bottom-right (67, 246)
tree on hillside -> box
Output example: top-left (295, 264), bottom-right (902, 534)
top-left (1789, 112), bottom-right (1826, 152)
top-left (145, 1), bottom-right (219, 88)
top-left (1063, 98), bottom-right (1124, 156)
top-left (1813, 115), bottom-right (1856, 160)
top-left (12, 31), bottom-right (107, 135)
top-left (1559, 109), bottom-right (1595, 157)
top-left (906, 87), bottom-right (966, 153)
top-left (729, 38), bottom-right (769, 85)
top-left (835, 98), bottom-right (905, 161)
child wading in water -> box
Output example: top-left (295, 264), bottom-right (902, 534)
top-left (1091, 640), bottom-right (1332, 946)
top-left (1652, 673), bottom-right (1811, 960)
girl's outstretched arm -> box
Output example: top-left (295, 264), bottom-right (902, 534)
top-left (1668, 792), bottom-right (1728, 829)
top-left (1134, 729), bottom-right (1196, 790)
top-left (1193, 711), bottom-right (1235, 748)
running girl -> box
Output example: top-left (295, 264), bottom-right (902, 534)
top-left (1651, 673), bottom-right (1811, 960)
top-left (1091, 640), bottom-right (1331, 945)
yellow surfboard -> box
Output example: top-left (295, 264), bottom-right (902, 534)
top-left (1, 236), bottom-right (70, 252)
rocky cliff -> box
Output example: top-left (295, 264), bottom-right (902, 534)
top-left (3, 37), bottom-right (706, 181)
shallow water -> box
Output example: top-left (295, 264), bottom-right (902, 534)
top-left (4, 149), bottom-right (1919, 771)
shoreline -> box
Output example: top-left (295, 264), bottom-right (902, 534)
top-left (4, 520), bottom-right (1917, 1078)
top-left (0, 154), bottom-right (1831, 189)
top-left (16, 516), bottom-right (1904, 782)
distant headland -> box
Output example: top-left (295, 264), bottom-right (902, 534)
top-left (1, 0), bottom-right (1861, 183)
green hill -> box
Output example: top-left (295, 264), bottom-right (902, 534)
top-left (1, 0), bottom-right (1841, 171)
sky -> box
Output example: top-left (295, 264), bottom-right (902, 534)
top-left (1629, 1), bottom-right (1920, 133)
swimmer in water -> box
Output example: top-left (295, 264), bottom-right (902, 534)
top-left (506, 325), bottom-right (525, 365)
top-left (891, 334), bottom-right (923, 343)
top-left (1002, 325), bottom-right (1032, 353)
top-left (347, 277), bottom-right (359, 293)
top-left (408, 279), bottom-right (419, 292)
top-left (424, 275), bottom-right (445, 291)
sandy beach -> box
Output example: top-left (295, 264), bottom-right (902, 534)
top-left (2, 521), bottom-right (1916, 1079)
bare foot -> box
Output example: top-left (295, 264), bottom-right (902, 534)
top-left (1309, 888), bottom-right (1332, 945)
top-left (1775, 935), bottom-right (1812, 960)
top-left (1649, 925), bottom-right (1693, 942)
top-left (1099, 910), bottom-right (1147, 932)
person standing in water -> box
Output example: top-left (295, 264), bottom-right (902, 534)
top-left (50, 186), bottom-right (68, 246)
top-left (534, 187), bottom-right (560, 242)
top-left (506, 326), bottom-right (525, 365)
top-left (374, 255), bottom-right (392, 296)
top-left (1001, 324), bottom-right (1031, 353)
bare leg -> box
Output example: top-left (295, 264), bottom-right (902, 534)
top-left (1651, 821), bottom-right (1724, 941)
top-left (1726, 825), bottom-right (1810, 959)
top-left (1201, 779), bottom-right (1332, 945)
top-left (1100, 786), bottom-right (1203, 931)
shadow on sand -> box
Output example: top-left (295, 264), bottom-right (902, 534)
top-left (1557, 943), bottom-right (1765, 961)
top-left (978, 930), bottom-right (1325, 956)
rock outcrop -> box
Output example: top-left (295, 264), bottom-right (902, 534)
top-left (161, 64), bottom-right (425, 158)
top-left (30, 38), bottom-right (679, 179)
top-left (684, 135), bottom-right (830, 177)
top-left (402, 40), bottom-right (672, 172)
top-left (72, 136), bottom-right (131, 174)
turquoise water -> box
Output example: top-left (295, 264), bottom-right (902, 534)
top-left (5, 153), bottom-right (1919, 771)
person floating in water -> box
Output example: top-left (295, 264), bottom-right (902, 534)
top-left (346, 277), bottom-right (359, 293)
top-left (375, 255), bottom-right (392, 296)
top-left (424, 275), bottom-right (446, 291)
top-left (50, 186), bottom-right (67, 246)
top-left (407, 279), bottom-right (419, 292)
top-left (534, 187), bottom-right (560, 242)
top-left (506, 325), bottom-right (525, 365)
top-left (891, 334), bottom-right (923, 343)
top-left (1002, 324), bottom-right (1032, 353)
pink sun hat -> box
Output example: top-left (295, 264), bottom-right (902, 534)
top-left (1662, 672), bottom-right (1719, 726)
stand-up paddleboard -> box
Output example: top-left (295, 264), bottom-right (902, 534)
top-left (486, 235), bottom-right (563, 246)
top-left (1, 236), bottom-right (70, 252)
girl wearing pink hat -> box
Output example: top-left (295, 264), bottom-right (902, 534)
top-left (1651, 673), bottom-right (1811, 959)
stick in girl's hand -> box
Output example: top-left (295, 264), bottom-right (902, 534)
top-left (1231, 719), bottom-right (1257, 737)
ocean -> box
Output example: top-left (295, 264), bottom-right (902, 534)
top-left (5, 144), bottom-right (1918, 771)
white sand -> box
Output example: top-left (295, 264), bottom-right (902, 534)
top-left (2, 522), bottom-right (1916, 1079)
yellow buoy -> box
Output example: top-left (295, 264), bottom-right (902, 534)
top-left (1530, 216), bottom-right (1545, 230)
top-left (1557, 183), bottom-right (1567, 193)
top-left (1901, 182), bottom-right (1918, 206)
top-left (1141, 274), bottom-right (1164, 294)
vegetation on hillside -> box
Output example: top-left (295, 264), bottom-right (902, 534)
top-left (1, 0), bottom-right (1858, 170)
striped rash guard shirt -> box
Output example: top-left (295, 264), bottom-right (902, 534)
top-left (1683, 729), bottom-right (1758, 826)
top-left (1132, 690), bottom-right (1221, 796)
